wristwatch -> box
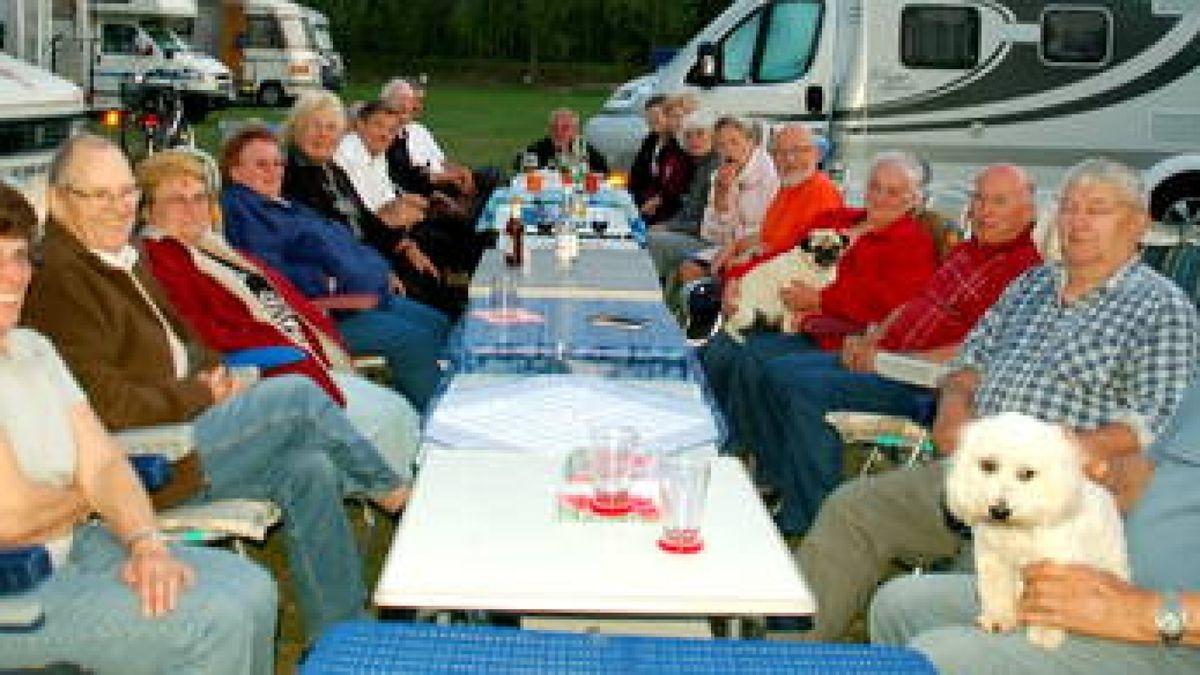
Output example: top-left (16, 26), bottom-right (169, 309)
top-left (1155, 590), bottom-right (1188, 645)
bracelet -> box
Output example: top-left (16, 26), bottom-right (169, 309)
top-left (124, 527), bottom-right (165, 550)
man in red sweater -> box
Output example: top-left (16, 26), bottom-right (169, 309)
top-left (733, 164), bottom-right (1042, 535)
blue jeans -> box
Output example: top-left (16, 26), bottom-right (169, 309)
top-left (701, 330), bottom-right (817, 454)
top-left (192, 375), bottom-right (403, 638)
top-left (335, 294), bottom-right (450, 412)
top-left (0, 524), bottom-right (277, 675)
top-left (871, 573), bottom-right (1200, 674)
top-left (748, 351), bottom-right (926, 534)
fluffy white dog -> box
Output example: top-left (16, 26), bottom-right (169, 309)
top-left (724, 228), bottom-right (847, 341)
top-left (945, 412), bottom-right (1129, 650)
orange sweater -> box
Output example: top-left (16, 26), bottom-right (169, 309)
top-left (758, 171), bottom-right (843, 254)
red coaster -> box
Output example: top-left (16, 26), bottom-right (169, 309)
top-left (590, 495), bottom-right (632, 517)
top-left (657, 536), bottom-right (704, 554)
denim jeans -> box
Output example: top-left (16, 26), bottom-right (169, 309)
top-left (192, 375), bottom-right (402, 638)
top-left (745, 350), bottom-right (926, 534)
top-left (871, 573), bottom-right (1200, 674)
top-left (700, 330), bottom-right (816, 454)
top-left (334, 372), bottom-right (421, 483)
top-left (335, 294), bottom-right (450, 412)
top-left (0, 523), bottom-right (277, 675)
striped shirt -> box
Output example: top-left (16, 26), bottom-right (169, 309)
top-left (952, 260), bottom-right (1200, 445)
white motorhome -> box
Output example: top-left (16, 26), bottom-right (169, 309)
top-left (87, 0), bottom-right (234, 117)
top-left (193, 0), bottom-right (323, 106)
top-left (302, 6), bottom-right (344, 91)
top-left (0, 51), bottom-right (88, 193)
top-left (586, 0), bottom-right (1200, 225)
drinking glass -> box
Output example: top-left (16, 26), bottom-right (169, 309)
top-left (657, 453), bottom-right (712, 553)
top-left (588, 425), bottom-right (639, 516)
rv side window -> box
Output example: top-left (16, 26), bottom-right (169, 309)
top-left (1041, 9), bottom-right (1110, 66)
top-left (900, 6), bottom-right (980, 70)
top-left (244, 17), bottom-right (283, 49)
top-left (101, 24), bottom-right (141, 55)
top-left (717, 10), bottom-right (763, 84)
top-left (758, 1), bottom-right (823, 83)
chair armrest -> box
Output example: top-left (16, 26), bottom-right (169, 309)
top-left (156, 499), bottom-right (282, 543)
top-left (0, 545), bottom-right (52, 595)
top-left (310, 293), bottom-right (380, 313)
top-left (129, 454), bottom-right (173, 492)
top-left (114, 423), bottom-right (194, 462)
top-left (872, 352), bottom-right (950, 390)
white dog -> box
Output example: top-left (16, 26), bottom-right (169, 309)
top-left (724, 228), bottom-right (847, 341)
top-left (945, 412), bottom-right (1129, 650)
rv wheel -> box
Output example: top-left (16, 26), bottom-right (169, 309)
top-left (258, 83), bottom-right (285, 108)
top-left (1163, 197), bottom-right (1200, 243)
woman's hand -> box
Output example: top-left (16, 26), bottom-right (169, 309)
top-left (388, 274), bottom-right (407, 296)
top-left (841, 333), bottom-right (880, 373)
top-left (121, 539), bottom-right (196, 618)
top-left (398, 241), bottom-right (440, 279)
top-left (198, 366), bottom-right (245, 404)
top-left (1019, 562), bottom-right (1158, 644)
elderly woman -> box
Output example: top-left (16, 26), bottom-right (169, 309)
top-left (137, 149), bottom-right (420, 480)
top-left (24, 133), bottom-right (408, 640)
top-left (220, 124), bottom-right (449, 411)
top-left (0, 182), bottom-right (277, 673)
top-left (674, 116), bottom-right (780, 285)
top-left (647, 109), bottom-right (720, 276)
top-left (279, 91), bottom-right (459, 313)
top-left (628, 94), bottom-right (694, 225)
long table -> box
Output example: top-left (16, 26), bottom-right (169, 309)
top-left (375, 210), bottom-right (814, 635)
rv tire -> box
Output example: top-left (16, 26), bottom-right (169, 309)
top-left (258, 83), bottom-right (285, 108)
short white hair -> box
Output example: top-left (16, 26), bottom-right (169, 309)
top-left (870, 150), bottom-right (927, 204)
top-left (679, 109), bottom-right (716, 135)
top-left (380, 77), bottom-right (415, 105)
top-left (1059, 158), bottom-right (1147, 210)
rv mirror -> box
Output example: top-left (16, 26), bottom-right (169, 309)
top-left (805, 85), bottom-right (824, 114)
top-left (688, 42), bottom-right (718, 88)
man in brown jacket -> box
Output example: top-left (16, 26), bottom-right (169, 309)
top-left (23, 134), bottom-right (407, 641)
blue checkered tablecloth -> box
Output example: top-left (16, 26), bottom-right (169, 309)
top-left (453, 297), bottom-right (696, 381)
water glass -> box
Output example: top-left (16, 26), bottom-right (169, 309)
top-left (588, 425), bottom-right (638, 516)
top-left (490, 272), bottom-right (520, 313)
top-left (657, 453), bottom-right (712, 553)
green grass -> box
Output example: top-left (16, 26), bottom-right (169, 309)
top-left (185, 79), bottom-right (611, 170)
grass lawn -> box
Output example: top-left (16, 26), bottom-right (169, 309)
top-left (184, 79), bottom-right (611, 170)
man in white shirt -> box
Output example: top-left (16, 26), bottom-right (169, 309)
top-left (380, 78), bottom-right (475, 199)
top-left (333, 100), bottom-right (426, 233)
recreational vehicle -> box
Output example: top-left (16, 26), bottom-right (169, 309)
top-left (586, 0), bottom-right (1200, 226)
top-left (193, 0), bottom-right (324, 106)
top-left (0, 52), bottom-right (88, 194)
top-left (2, 0), bottom-right (233, 117)
top-left (302, 6), bottom-right (344, 91)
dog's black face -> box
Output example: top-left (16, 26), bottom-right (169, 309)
top-left (800, 230), bottom-right (849, 268)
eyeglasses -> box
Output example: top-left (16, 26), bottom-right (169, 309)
top-left (248, 158), bottom-right (286, 170)
top-left (156, 192), bottom-right (212, 208)
top-left (62, 184), bottom-right (141, 206)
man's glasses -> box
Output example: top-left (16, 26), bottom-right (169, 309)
top-left (62, 185), bottom-right (141, 206)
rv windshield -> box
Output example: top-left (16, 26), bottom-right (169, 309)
top-left (311, 24), bottom-right (333, 51)
top-left (279, 17), bottom-right (313, 50)
top-left (141, 25), bottom-right (193, 54)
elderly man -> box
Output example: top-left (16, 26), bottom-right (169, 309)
top-left (519, 108), bottom-right (608, 174)
top-left (380, 78), bottom-right (475, 199)
top-left (23, 134), bottom-right (411, 640)
top-left (333, 99), bottom-right (426, 232)
top-left (871, 377), bottom-right (1200, 674)
top-left (792, 158), bottom-right (1200, 643)
top-left (738, 164), bottom-right (1042, 536)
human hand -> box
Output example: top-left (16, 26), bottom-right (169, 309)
top-left (122, 540), bottom-right (196, 618)
top-left (779, 280), bottom-right (820, 313)
top-left (388, 273), bottom-right (407, 296)
top-left (1019, 562), bottom-right (1157, 644)
top-left (841, 334), bottom-right (879, 373)
top-left (401, 242), bottom-right (440, 279)
top-left (641, 196), bottom-right (662, 217)
top-left (720, 278), bottom-right (741, 317)
top-left (1085, 453), bottom-right (1155, 513)
top-left (198, 366), bottom-right (245, 404)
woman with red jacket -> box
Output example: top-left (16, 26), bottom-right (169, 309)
top-left (136, 149), bottom-right (420, 479)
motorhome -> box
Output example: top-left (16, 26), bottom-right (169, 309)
top-left (193, 0), bottom-right (324, 106)
top-left (0, 51), bottom-right (88, 193)
top-left (586, 0), bottom-right (1200, 226)
top-left (3, 0), bottom-right (233, 118)
top-left (302, 6), bottom-right (344, 91)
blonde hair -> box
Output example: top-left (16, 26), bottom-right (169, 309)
top-left (282, 90), bottom-right (347, 146)
top-left (135, 149), bottom-right (222, 228)
top-left (665, 93), bottom-right (699, 116)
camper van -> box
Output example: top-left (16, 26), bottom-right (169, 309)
top-left (302, 6), bottom-right (344, 90)
top-left (586, 0), bottom-right (1200, 224)
top-left (0, 52), bottom-right (88, 193)
top-left (88, 0), bottom-right (234, 116)
top-left (193, 0), bottom-right (324, 106)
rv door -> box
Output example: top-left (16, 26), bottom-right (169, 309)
top-left (684, 0), bottom-right (834, 127)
